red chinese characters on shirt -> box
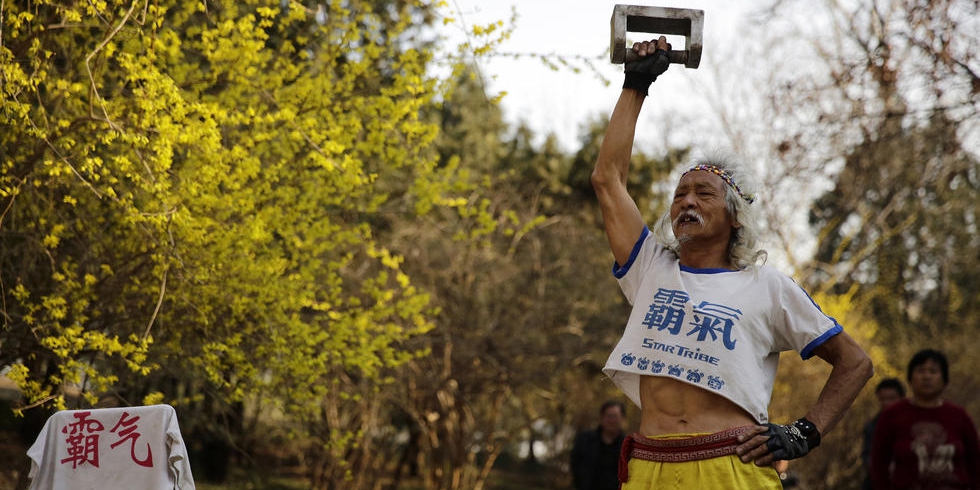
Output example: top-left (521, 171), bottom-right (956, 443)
top-left (60, 411), bottom-right (155, 469)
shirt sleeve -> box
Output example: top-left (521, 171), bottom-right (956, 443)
top-left (615, 227), bottom-right (670, 306)
top-left (960, 408), bottom-right (980, 488)
top-left (769, 272), bottom-right (843, 358)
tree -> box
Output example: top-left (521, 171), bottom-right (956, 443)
top-left (750, 0), bottom-right (979, 324)
top-left (744, 0), bottom-right (980, 487)
top-left (0, 0), bottom-right (505, 486)
top-left (381, 69), bottom-right (560, 490)
top-left (362, 66), bottom-right (683, 489)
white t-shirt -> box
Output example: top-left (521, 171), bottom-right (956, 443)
top-left (602, 228), bottom-right (842, 424)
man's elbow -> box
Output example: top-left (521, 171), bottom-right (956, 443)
top-left (591, 166), bottom-right (610, 191)
top-left (591, 164), bottom-right (624, 195)
top-left (853, 349), bottom-right (874, 383)
top-left (824, 333), bottom-right (874, 382)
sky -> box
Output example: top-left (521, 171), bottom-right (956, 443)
top-left (438, 0), bottom-right (759, 152)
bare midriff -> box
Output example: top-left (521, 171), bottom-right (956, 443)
top-left (639, 375), bottom-right (757, 436)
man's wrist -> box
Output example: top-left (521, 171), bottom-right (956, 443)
top-left (622, 72), bottom-right (656, 96)
top-left (792, 417), bottom-right (821, 449)
top-left (622, 48), bottom-right (670, 97)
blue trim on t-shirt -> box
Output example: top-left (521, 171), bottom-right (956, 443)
top-left (798, 283), bottom-right (844, 359)
top-left (612, 227), bottom-right (650, 279)
top-left (801, 323), bottom-right (843, 359)
top-left (679, 265), bottom-right (736, 274)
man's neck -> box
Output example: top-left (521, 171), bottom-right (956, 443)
top-left (910, 396), bottom-right (943, 408)
top-left (678, 243), bottom-right (732, 270)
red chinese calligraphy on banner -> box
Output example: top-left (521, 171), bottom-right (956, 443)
top-left (109, 411), bottom-right (154, 467)
top-left (57, 410), bottom-right (155, 469)
top-left (60, 412), bottom-right (104, 469)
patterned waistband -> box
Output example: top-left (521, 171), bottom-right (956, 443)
top-left (618, 426), bottom-right (753, 482)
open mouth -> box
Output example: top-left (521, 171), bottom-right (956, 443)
top-left (674, 211), bottom-right (703, 227)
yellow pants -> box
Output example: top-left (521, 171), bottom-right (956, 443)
top-left (620, 436), bottom-right (783, 490)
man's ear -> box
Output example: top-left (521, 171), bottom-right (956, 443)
top-left (729, 209), bottom-right (741, 229)
top-left (732, 220), bottom-right (742, 229)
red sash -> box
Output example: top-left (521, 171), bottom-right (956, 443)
top-left (618, 426), bottom-right (753, 483)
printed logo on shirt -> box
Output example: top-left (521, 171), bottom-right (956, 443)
top-left (910, 421), bottom-right (956, 481)
top-left (618, 353), bottom-right (727, 392)
top-left (642, 288), bottom-right (741, 350)
top-left (641, 339), bottom-right (721, 365)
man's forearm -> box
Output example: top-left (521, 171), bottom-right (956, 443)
top-left (736, 334), bottom-right (872, 466)
top-left (806, 338), bottom-right (874, 435)
top-left (594, 36), bottom-right (669, 186)
top-left (593, 89), bottom-right (646, 187)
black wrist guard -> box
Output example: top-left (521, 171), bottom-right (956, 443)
top-left (623, 49), bottom-right (670, 96)
top-left (792, 417), bottom-right (821, 449)
top-left (764, 418), bottom-right (820, 460)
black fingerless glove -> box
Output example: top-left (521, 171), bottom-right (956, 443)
top-left (764, 418), bottom-right (821, 460)
top-left (623, 49), bottom-right (671, 96)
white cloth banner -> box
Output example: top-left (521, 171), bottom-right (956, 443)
top-left (27, 404), bottom-right (196, 490)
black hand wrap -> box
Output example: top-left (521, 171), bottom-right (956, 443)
top-left (623, 49), bottom-right (670, 96)
top-left (764, 418), bottom-right (821, 460)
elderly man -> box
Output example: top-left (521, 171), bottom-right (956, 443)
top-left (590, 37), bottom-right (873, 489)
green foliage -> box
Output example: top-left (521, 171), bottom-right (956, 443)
top-left (0, 0), bottom-right (473, 423)
top-left (0, 0), bottom-right (529, 486)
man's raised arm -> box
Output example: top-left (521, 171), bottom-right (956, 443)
top-left (591, 37), bottom-right (671, 266)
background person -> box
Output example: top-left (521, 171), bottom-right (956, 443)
top-left (862, 378), bottom-right (905, 490)
top-left (870, 349), bottom-right (980, 489)
top-left (570, 401), bottom-right (627, 490)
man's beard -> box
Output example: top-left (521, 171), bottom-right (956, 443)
top-left (672, 210), bottom-right (704, 242)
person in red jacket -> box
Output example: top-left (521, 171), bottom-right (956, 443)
top-left (870, 349), bottom-right (980, 489)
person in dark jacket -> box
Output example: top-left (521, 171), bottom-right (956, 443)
top-left (571, 401), bottom-right (627, 490)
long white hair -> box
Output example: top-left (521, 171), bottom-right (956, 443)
top-left (652, 151), bottom-right (767, 270)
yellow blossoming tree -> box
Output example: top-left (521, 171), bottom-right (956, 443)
top-left (1, 0), bottom-right (512, 485)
